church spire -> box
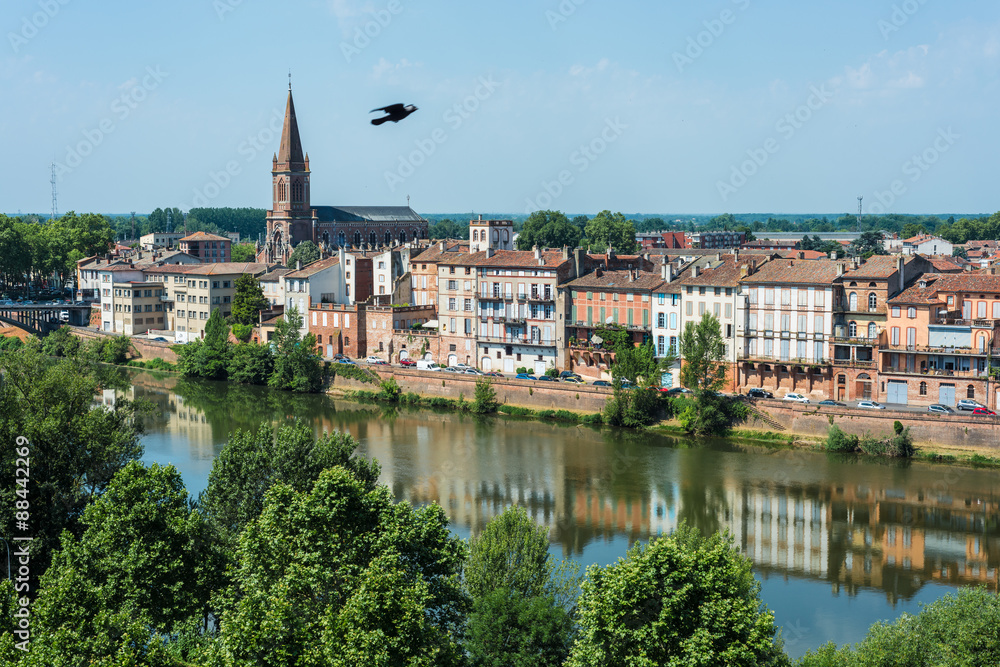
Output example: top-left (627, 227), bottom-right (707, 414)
top-left (276, 87), bottom-right (306, 171)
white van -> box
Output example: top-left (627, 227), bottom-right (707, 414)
top-left (416, 359), bottom-right (441, 371)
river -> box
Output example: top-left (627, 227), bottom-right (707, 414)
top-left (127, 371), bottom-right (1000, 659)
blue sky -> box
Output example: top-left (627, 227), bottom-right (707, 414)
top-left (3, 0), bottom-right (999, 216)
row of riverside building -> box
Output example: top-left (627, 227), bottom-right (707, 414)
top-left (78, 218), bottom-right (1000, 410)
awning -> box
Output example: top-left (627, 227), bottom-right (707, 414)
top-left (423, 319), bottom-right (439, 328)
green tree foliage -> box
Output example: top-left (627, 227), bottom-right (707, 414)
top-left (594, 324), bottom-right (632, 353)
top-left (148, 207), bottom-right (185, 233)
top-left (230, 242), bottom-right (257, 262)
top-left (21, 462), bottom-right (221, 665)
top-left (797, 588), bottom-right (1000, 667)
top-left (464, 506), bottom-right (577, 667)
top-left (824, 424), bottom-right (914, 458)
top-left (0, 335), bottom-right (24, 351)
top-left (199, 420), bottom-right (380, 548)
top-left (953, 246), bottom-right (968, 259)
top-left (848, 230), bottom-right (888, 258)
top-left (216, 467), bottom-right (468, 666)
top-left (288, 239), bottom-right (320, 267)
top-left (185, 207), bottom-right (266, 242)
top-left (516, 210), bottom-right (582, 251)
top-left (82, 334), bottom-right (133, 365)
top-left (567, 523), bottom-right (787, 667)
top-left (584, 210), bottom-right (639, 254)
top-left (226, 341), bottom-right (273, 385)
top-left (603, 384), bottom-right (660, 427)
top-left (0, 343), bottom-right (145, 585)
top-left (269, 306), bottom-right (323, 392)
top-left (611, 340), bottom-right (669, 386)
top-left (230, 322), bottom-right (252, 343)
top-left (472, 378), bottom-right (499, 414)
top-left (175, 309), bottom-right (231, 380)
top-left (40, 325), bottom-right (79, 357)
top-left (428, 218), bottom-right (470, 240)
top-left (230, 273), bottom-right (268, 326)
top-left (679, 313), bottom-right (728, 393)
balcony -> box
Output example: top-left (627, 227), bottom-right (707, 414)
top-left (480, 335), bottom-right (555, 347)
top-left (528, 292), bottom-right (554, 303)
top-left (159, 295), bottom-right (173, 302)
top-left (933, 318), bottom-right (1000, 329)
top-left (831, 336), bottom-right (878, 346)
top-left (738, 354), bottom-right (831, 367)
top-left (832, 358), bottom-right (877, 369)
top-left (881, 367), bottom-right (986, 379)
top-left (884, 344), bottom-right (1000, 356)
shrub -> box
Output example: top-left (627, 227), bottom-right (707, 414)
top-left (471, 379), bottom-right (498, 414)
top-left (893, 420), bottom-right (904, 435)
top-left (826, 425), bottom-right (860, 453)
top-left (516, 366), bottom-right (528, 374)
top-left (545, 367), bottom-right (560, 378)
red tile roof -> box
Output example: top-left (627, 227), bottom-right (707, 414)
top-left (285, 256), bottom-right (341, 279)
top-left (179, 231), bottom-right (231, 242)
top-left (566, 269), bottom-right (664, 291)
top-left (741, 259), bottom-right (848, 286)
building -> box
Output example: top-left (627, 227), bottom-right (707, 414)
top-left (283, 255), bottom-right (348, 321)
top-left (469, 218), bottom-right (514, 253)
top-left (880, 273), bottom-right (1000, 408)
top-left (737, 259), bottom-right (844, 399)
top-left (178, 231), bottom-right (232, 262)
top-left (259, 268), bottom-right (292, 307)
top-left (901, 234), bottom-right (952, 257)
top-left (111, 281), bottom-right (167, 335)
top-left (409, 242), bottom-right (464, 308)
top-left (307, 302), bottom-right (362, 358)
top-left (565, 268), bottom-right (662, 380)
top-left (96, 264), bottom-right (145, 332)
top-left (139, 232), bottom-right (184, 249)
top-left (148, 262), bottom-right (273, 342)
top-left (688, 230), bottom-right (746, 249)
top-left (260, 86), bottom-right (427, 263)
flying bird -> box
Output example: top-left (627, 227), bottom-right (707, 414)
top-left (370, 103), bottom-right (418, 126)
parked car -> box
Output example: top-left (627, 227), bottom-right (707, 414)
top-left (483, 372), bottom-right (504, 378)
top-left (58, 310), bottom-right (70, 321)
top-left (460, 367), bottom-right (482, 375)
top-left (454, 363), bottom-right (472, 370)
top-left (927, 404), bottom-right (954, 414)
top-left (665, 387), bottom-right (692, 395)
top-left (782, 393), bottom-right (810, 403)
top-left (443, 366), bottom-right (461, 373)
top-left (538, 375), bottom-right (557, 382)
top-left (559, 370), bottom-right (581, 380)
top-left (856, 401), bottom-right (886, 410)
top-left (399, 359), bottom-right (416, 367)
top-left (619, 380), bottom-right (634, 389)
top-left (747, 388), bottom-right (773, 399)
top-left (336, 358), bottom-right (357, 365)
top-left (957, 399), bottom-right (985, 411)
top-left (562, 376), bottom-right (585, 384)
top-left (817, 400), bottom-right (845, 407)
top-left (365, 355), bottom-right (384, 364)
top-left (334, 353), bottom-right (349, 360)
top-left (592, 380), bottom-right (611, 387)
top-left (971, 407), bottom-right (997, 416)
top-left (150, 337), bottom-right (169, 343)
top-left (515, 373), bottom-right (537, 380)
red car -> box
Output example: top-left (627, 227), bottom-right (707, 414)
top-left (971, 407), bottom-right (996, 416)
top-left (399, 359), bottom-right (416, 367)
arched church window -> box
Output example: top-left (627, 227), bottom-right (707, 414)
top-left (354, 232), bottom-right (361, 247)
top-left (385, 232), bottom-right (392, 246)
top-left (399, 231), bottom-right (407, 244)
top-left (338, 232), bottom-right (346, 247)
top-left (369, 232), bottom-right (377, 246)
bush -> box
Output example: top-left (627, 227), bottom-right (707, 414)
top-left (604, 385), bottom-right (660, 428)
top-left (330, 363), bottom-right (379, 385)
top-left (378, 377), bottom-right (402, 403)
top-left (545, 367), bottom-right (560, 378)
top-left (231, 322), bottom-right (253, 343)
top-left (893, 420), bottom-right (904, 435)
top-left (516, 366), bottom-right (528, 374)
top-left (826, 425), bottom-right (860, 453)
top-left (826, 425), bottom-right (914, 458)
top-left (499, 405), bottom-right (534, 417)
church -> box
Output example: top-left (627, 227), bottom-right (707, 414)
top-left (260, 86), bottom-right (428, 264)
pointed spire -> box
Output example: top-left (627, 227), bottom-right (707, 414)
top-left (276, 88), bottom-right (306, 171)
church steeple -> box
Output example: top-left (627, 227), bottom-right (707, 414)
top-left (276, 88), bottom-right (306, 172)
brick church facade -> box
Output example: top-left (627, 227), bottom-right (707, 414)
top-left (260, 86), bottom-right (428, 264)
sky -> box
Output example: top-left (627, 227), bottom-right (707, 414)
top-left (3, 0), bottom-right (999, 217)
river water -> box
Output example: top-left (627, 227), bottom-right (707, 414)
top-left (129, 372), bottom-right (1000, 659)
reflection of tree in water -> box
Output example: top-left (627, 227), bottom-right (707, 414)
top-left (676, 446), bottom-right (730, 539)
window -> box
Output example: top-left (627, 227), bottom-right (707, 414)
top-left (725, 303), bottom-right (731, 318)
top-left (891, 326), bottom-right (900, 345)
top-left (781, 314), bottom-right (790, 332)
top-left (968, 385), bottom-right (976, 399)
top-left (868, 322), bottom-right (877, 339)
top-left (669, 313), bottom-right (677, 329)
top-left (658, 313), bottom-right (665, 328)
top-left (814, 315), bottom-right (824, 332)
top-left (815, 290), bottom-right (825, 307)
top-left (849, 321), bottom-right (857, 337)
top-left (781, 289), bottom-right (791, 306)
top-left (907, 307), bottom-right (916, 319)
top-left (849, 292), bottom-right (858, 311)
top-left (657, 336), bottom-right (665, 355)
top-left (798, 290), bottom-right (808, 306)
top-left (797, 314), bottom-right (807, 332)
top-left (920, 382), bottom-right (927, 396)
top-left (891, 306), bottom-right (901, 317)
top-left (686, 301), bottom-right (692, 316)
top-left (907, 327), bottom-right (916, 346)
top-left (448, 298), bottom-right (456, 311)
top-left (978, 301), bottom-right (988, 318)
top-left (868, 293), bottom-right (877, 310)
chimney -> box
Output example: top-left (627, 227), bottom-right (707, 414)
top-left (831, 251), bottom-right (838, 260)
top-left (297, 260), bottom-right (302, 271)
top-left (562, 245), bottom-right (569, 261)
top-left (797, 251), bottom-right (805, 260)
top-left (486, 247), bottom-right (494, 258)
top-left (439, 241), bottom-right (445, 252)
top-left (607, 244), bottom-right (615, 260)
top-left (478, 214), bottom-right (483, 221)
top-left (716, 253), bottom-right (722, 261)
top-left (533, 245), bottom-right (541, 260)
top-left (897, 256), bottom-right (905, 294)
top-left (837, 263), bottom-right (845, 276)
top-left (693, 265), bottom-right (700, 278)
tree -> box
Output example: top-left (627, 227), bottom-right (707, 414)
top-left (584, 210), bottom-right (639, 254)
top-left (216, 467), bottom-right (468, 666)
top-left (464, 506), bottom-right (577, 667)
top-left (471, 378), bottom-right (499, 414)
top-left (611, 340), bottom-right (671, 386)
top-left (175, 309), bottom-right (230, 380)
top-left (515, 210), bottom-right (581, 251)
top-left (288, 239), bottom-right (320, 267)
top-left (199, 420), bottom-right (379, 548)
top-left (798, 587), bottom-right (1000, 667)
top-left (679, 313), bottom-right (728, 393)
top-left (20, 462), bottom-right (221, 665)
top-left (230, 273), bottom-right (268, 326)
top-left (567, 523), bottom-right (786, 667)
top-left (848, 230), bottom-right (887, 257)
top-left (953, 246), bottom-right (968, 259)
top-left (0, 343), bottom-right (146, 586)
top-left (231, 242), bottom-right (257, 262)
top-left (269, 306), bottom-right (323, 392)
top-left (40, 325), bottom-right (79, 358)
top-left (226, 341), bottom-right (273, 385)
top-left (900, 222), bottom-right (927, 239)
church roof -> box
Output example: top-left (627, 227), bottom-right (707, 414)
top-left (276, 89), bottom-right (306, 171)
top-left (314, 206), bottom-right (425, 223)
